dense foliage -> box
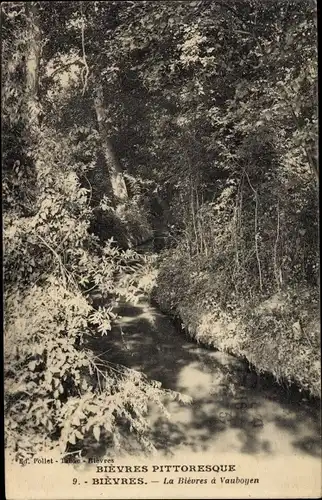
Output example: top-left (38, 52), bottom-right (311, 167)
top-left (2, 1), bottom-right (182, 460)
top-left (2, 0), bottom-right (319, 460)
top-left (150, 0), bottom-right (319, 396)
top-left (3, 100), bottom-right (179, 459)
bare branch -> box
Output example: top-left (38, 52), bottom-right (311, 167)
top-left (273, 200), bottom-right (282, 289)
top-left (49, 60), bottom-right (85, 80)
top-left (80, 3), bottom-right (89, 95)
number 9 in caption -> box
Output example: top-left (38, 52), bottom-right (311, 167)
top-left (73, 478), bottom-right (79, 485)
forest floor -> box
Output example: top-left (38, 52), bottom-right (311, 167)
top-left (88, 295), bottom-right (321, 461)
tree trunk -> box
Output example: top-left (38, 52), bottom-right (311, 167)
top-left (94, 84), bottom-right (128, 204)
top-left (25, 2), bottom-right (41, 129)
top-left (23, 1), bottom-right (42, 210)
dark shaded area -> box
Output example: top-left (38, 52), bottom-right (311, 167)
top-left (87, 297), bottom-right (321, 459)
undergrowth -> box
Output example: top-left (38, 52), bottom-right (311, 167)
top-left (3, 124), bottom-right (185, 462)
top-left (154, 170), bottom-right (320, 398)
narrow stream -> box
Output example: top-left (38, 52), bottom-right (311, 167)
top-left (90, 295), bottom-right (321, 460)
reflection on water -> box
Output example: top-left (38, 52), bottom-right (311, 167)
top-left (89, 297), bottom-right (321, 459)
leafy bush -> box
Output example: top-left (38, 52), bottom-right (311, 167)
top-left (5, 276), bottom-right (173, 457)
top-left (3, 123), bottom-right (179, 461)
top-left (91, 198), bottom-right (153, 249)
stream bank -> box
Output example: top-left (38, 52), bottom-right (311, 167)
top-left (153, 250), bottom-right (321, 399)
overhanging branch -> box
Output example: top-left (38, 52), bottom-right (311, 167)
top-left (48, 59), bottom-right (85, 80)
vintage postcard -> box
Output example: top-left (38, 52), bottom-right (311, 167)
top-left (3, 0), bottom-right (320, 499)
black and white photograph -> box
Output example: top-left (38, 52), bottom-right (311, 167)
top-left (2, 0), bottom-right (320, 498)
